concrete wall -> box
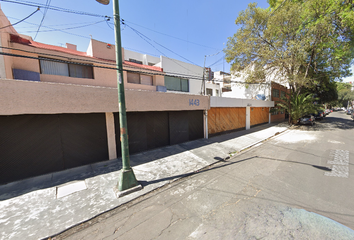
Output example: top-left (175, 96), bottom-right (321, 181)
top-left (161, 56), bottom-right (203, 95)
top-left (222, 83), bottom-right (270, 100)
top-left (123, 49), bottom-right (160, 66)
top-left (0, 79), bottom-right (209, 115)
top-left (86, 39), bottom-right (116, 61)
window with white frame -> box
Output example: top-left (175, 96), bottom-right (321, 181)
top-left (206, 88), bottom-right (213, 96)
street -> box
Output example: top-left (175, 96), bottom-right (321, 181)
top-left (54, 111), bottom-right (354, 240)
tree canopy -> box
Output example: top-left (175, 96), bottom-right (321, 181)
top-left (224, 0), bottom-right (354, 93)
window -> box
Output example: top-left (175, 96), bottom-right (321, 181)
top-left (206, 88), bottom-right (213, 96)
top-left (271, 107), bottom-right (278, 115)
top-left (281, 91), bottom-right (286, 98)
top-left (127, 72), bottom-right (153, 85)
top-left (272, 89), bottom-right (280, 98)
top-left (129, 59), bottom-right (142, 65)
top-left (40, 58), bottom-right (93, 79)
top-left (216, 89), bottom-right (219, 96)
top-left (164, 76), bottom-right (189, 92)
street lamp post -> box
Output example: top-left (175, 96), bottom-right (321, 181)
top-left (96, 0), bottom-right (141, 197)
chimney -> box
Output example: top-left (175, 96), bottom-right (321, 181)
top-left (66, 43), bottom-right (77, 51)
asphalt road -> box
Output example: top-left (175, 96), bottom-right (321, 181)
top-left (55, 111), bottom-right (354, 240)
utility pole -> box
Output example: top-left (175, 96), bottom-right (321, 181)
top-left (202, 55), bottom-right (206, 95)
top-left (96, 0), bottom-right (141, 197)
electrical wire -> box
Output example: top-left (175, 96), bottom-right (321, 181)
top-left (8, 17), bottom-right (93, 39)
top-left (0, 0), bottom-right (109, 18)
top-left (123, 23), bottom-right (202, 77)
top-left (208, 56), bottom-right (224, 68)
top-left (34, 0), bottom-right (51, 40)
top-left (0, 8), bottom-right (39, 30)
top-left (24, 20), bottom-right (106, 33)
top-left (0, 49), bottom-right (274, 84)
top-left (124, 20), bottom-right (220, 51)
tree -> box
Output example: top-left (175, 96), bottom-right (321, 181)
top-left (224, 0), bottom-right (354, 93)
top-left (277, 93), bottom-right (322, 124)
top-left (336, 82), bottom-right (354, 107)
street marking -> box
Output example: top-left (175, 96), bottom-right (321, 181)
top-left (328, 140), bottom-right (344, 144)
top-left (325, 150), bottom-right (349, 178)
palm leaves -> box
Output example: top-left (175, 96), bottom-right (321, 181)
top-left (277, 93), bottom-right (322, 124)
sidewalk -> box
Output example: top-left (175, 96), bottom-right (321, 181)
top-left (0, 122), bottom-right (289, 240)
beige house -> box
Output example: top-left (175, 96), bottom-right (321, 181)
top-left (0, 7), bottom-right (209, 184)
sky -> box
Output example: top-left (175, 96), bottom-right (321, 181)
top-left (1, 0), bottom-right (353, 82)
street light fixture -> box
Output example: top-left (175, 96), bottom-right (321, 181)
top-left (96, 0), bottom-right (142, 197)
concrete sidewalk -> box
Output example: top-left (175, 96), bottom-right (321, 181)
top-left (0, 122), bottom-right (289, 240)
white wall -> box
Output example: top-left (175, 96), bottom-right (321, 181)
top-left (123, 49), bottom-right (160, 66)
top-left (161, 56), bottom-right (203, 95)
top-left (214, 71), bottom-right (271, 100)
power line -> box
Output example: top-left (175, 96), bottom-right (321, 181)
top-left (208, 56), bottom-right (224, 68)
top-left (8, 17), bottom-right (93, 39)
top-left (24, 20), bottom-right (106, 33)
top-left (0, 8), bottom-right (39, 30)
top-left (0, 0), bottom-right (110, 18)
top-left (124, 20), bottom-right (220, 51)
top-left (34, 0), bottom-right (51, 40)
top-left (0, 49), bottom-right (275, 85)
top-left (123, 23), bottom-right (203, 77)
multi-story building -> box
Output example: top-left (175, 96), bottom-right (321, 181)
top-left (0, 7), bottom-right (209, 184)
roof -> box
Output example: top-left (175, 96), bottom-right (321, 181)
top-left (9, 34), bottom-right (163, 72)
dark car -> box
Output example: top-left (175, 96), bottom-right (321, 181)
top-left (314, 110), bottom-right (324, 120)
top-left (299, 115), bottom-right (315, 126)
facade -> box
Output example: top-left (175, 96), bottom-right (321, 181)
top-left (270, 81), bottom-right (289, 122)
top-left (208, 96), bottom-right (274, 136)
top-left (123, 49), bottom-right (221, 96)
top-left (0, 7), bottom-right (209, 184)
top-left (0, 7), bottom-right (278, 185)
top-left (213, 71), bottom-right (271, 100)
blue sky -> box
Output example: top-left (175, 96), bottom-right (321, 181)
top-left (1, 0), bottom-right (353, 82)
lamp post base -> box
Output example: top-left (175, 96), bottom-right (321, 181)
top-left (114, 169), bottom-right (142, 198)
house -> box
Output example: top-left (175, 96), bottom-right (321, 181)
top-left (123, 49), bottom-right (222, 96)
top-left (0, 7), bottom-right (209, 184)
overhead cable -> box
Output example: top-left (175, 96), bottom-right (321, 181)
top-left (0, 8), bottom-right (39, 30)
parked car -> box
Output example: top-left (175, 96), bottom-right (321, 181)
top-left (299, 115), bottom-right (315, 126)
top-left (346, 109), bottom-right (353, 115)
top-left (313, 110), bottom-right (324, 120)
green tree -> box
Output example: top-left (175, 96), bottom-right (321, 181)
top-left (225, 0), bottom-right (354, 93)
top-left (336, 82), bottom-right (354, 107)
top-left (277, 93), bottom-right (322, 124)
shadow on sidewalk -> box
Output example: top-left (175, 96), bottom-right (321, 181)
top-left (0, 122), bottom-right (286, 201)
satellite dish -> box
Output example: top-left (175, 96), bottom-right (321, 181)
top-left (96, 0), bottom-right (110, 5)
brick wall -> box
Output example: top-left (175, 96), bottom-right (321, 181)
top-left (270, 82), bottom-right (289, 123)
